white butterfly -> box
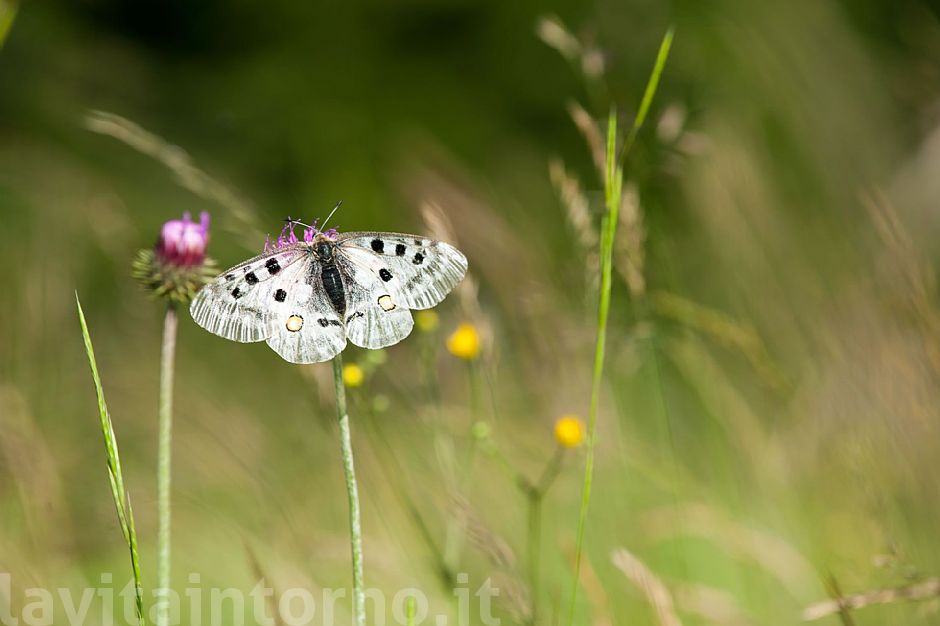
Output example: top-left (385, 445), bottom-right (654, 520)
top-left (190, 221), bottom-right (468, 363)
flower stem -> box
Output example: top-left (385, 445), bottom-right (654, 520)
top-left (332, 353), bottom-right (365, 626)
top-left (527, 446), bottom-right (563, 623)
top-left (526, 490), bottom-right (542, 621)
top-left (157, 304), bottom-right (177, 626)
top-left (443, 359), bottom-right (480, 574)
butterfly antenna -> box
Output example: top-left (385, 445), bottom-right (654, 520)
top-left (319, 200), bottom-right (343, 231)
top-left (288, 219), bottom-right (317, 230)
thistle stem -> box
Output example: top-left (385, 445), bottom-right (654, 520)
top-left (332, 353), bottom-right (365, 626)
top-left (156, 304), bottom-right (177, 626)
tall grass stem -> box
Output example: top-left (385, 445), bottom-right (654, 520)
top-left (332, 353), bottom-right (365, 626)
top-left (157, 304), bottom-right (177, 626)
top-left (566, 27), bottom-right (674, 626)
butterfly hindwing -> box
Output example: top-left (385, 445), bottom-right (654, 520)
top-left (336, 232), bottom-right (468, 310)
top-left (337, 253), bottom-right (415, 349)
top-left (265, 263), bottom-right (347, 363)
top-left (190, 246), bottom-right (309, 342)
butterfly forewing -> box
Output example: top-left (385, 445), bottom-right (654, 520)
top-left (190, 245), bottom-right (309, 342)
top-left (336, 232), bottom-right (468, 310)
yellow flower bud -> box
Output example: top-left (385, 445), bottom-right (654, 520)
top-left (471, 421), bottom-right (491, 440)
top-left (415, 310), bottom-right (440, 333)
top-left (446, 323), bottom-right (481, 360)
top-left (554, 415), bottom-right (585, 448)
top-left (343, 363), bottom-right (365, 388)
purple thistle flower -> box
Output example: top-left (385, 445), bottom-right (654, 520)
top-left (133, 211), bottom-right (216, 303)
top-left (260, 216), bottom-right (341, 253)
top-left (276, 219), bottom-right (300, 249)
top-left (156, 212), bottom-right (210, 268)
top-left (302, 218), bottom-right (318, 243)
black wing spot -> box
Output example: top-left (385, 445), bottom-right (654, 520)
top-left (245, 271), bottom-right (259, 285)
top-left (413, 252), bottom-right (425, 265)
top-left (318, 318), bottom-right (330, 328)
top-left (274, 289), bottom-right (287, 302)
top-left (371, 239), bottom-right (385, 253)
top-left (395, 243), bottom-right (406, 256)
top-left (379, 268), bottom-right (393, 282)
top-left (231, 287), bottom-right (242, 299)
top-left (266, 258), bottom-right (281, 274)
top-left (414, 239), bottom-right (423, 246)
top-left (225, 273), bottom-right (236, 282)
top-left (346, 311), bottom-right (365, 323)
top-left (329, 320), bottom-right (342, 327)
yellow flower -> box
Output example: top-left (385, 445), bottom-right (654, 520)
top-left (415, 310), bottom-right (440, 333)
top-left (343, 363), bottom-right (365, 388)
top-left (554, 415), bottom-right (585, 448)
top-left (447, 323), bottom-right (480, 360)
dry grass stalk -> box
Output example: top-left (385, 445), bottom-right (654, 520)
top-left (650, 291), bottom-right (789, 392)
top-left (580, 46), bottom-right (605, 81)
top-left (244, 541), bottom-right (286, 626)
top-left (421, 201), bottom-right (482, 320)
top-left (0, 386), bottom-right (65, 546)
top-left (641, 504), bottom-right (816, 600)
top-left (549, 158), bottom-right (599, 289)
top-left (567, 101), bottom-right (607, 179)
top-left (863, 189), bottom-right (940, 377)
top-left (803, 578), bottom-right (940, 621)
top-left (674, 583), bottom-right (754, 626)
top-left (614, 182), bottom-right (646, 299)
top-left (84, 110), bottom-right (262, 246)
top-left (535, 16), bottom-right (581, 64)
top-left (656, 104), bottom-right (687, 144)
top-left (611, 548), bottom-right (682, 626)
top-left (421, 200), bottom-right (494, 359)
top-left (491, 572), bottom-right (533, 624)
top-left (453, 499), bottom-right (532, 622)
top-left (550, 158), bottom-right (597, 251)
top-left (458, 496), bottom-right (516, 569)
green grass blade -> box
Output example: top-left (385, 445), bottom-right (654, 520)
top-left (0, 0), bottom-right (17, 49)
top-left (566, 26), bottom-right (675, 626)
top-left (620, 26), bottom-right (676, 164)
top-left (76, 293), bottom-right (146, 626)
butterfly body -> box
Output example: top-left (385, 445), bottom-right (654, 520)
top-left (190, 230), bottom-right (467, 363)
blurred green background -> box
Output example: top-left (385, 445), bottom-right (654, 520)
top-left (4, 0), bottom-right (940, 624)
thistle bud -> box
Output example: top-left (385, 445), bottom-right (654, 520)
top-left (132, 211), bottom-right (217, 304)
